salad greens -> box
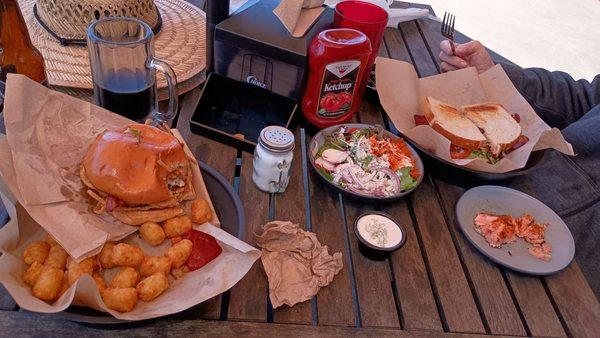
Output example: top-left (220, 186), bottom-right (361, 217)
top-left (314, 127), bottom-right (420, 198)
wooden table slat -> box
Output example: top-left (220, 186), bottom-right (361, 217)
top-left (385, 198), bottom-right (443, 331)
top-left (344, 95), bottom-right (403, 328)
top-left (505, 272), bottom-right (566, 337)
top-left (272, 129), bottom-right (313, 325)
top-left (308, 170), bottom-right (357, 326)
top-left (397, 21), bottom-right (439, 78)
top-left (227, 151), bottom-right (270, 322)
top-left (343, 199), bottom-right (401, 328)
top-left (544, 263), bottom-right (600, 338)
top-left (409, 179), bottom-right (485, 333)
top-left (373, 35), bottom-right (442, 331)
top-left (384, 20), bottom-right (485, 334)
top-left (0, 311), bottom-right (524, 338)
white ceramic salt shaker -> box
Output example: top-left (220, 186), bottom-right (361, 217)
top-left (252, 126), bottom-right (295, 193)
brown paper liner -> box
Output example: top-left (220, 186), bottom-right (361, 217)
top-left (375, 58), bottom-right (574, 173)
top-left (0, 74), bottom-right (219, 261)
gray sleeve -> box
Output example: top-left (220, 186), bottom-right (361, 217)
top-left (500, 63), bottom-right (600, 129)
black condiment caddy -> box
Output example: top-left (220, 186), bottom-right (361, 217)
top-left (192, 0), bottom-right (333, 151)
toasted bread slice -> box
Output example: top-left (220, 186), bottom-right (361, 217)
top-left (424, 97), bottom-right (487, 150)
top-left (462, 103), bottom-right (521, 156)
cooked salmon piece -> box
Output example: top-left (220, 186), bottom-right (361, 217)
top-left (516, 214), bottom-right (534, 234)
top-left (528, 243), bottom-right (552, 261)
top-left (519, 222), bottom-right (547, 244)
top-left (474, 213), bottom-right (517, 248)
top-left (474, 213), bottom-right (498, 227)
top-left (475, 212), bottom-right (552, 261)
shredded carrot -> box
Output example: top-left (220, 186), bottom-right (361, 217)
top-left (369, 136), bottom-right (420, 178)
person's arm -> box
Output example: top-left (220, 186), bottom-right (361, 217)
top-left (500, 63), bottom-right (600, 129)
top-left (439, 40), bottom-right (600, 128)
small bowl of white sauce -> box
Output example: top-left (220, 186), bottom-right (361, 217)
top-left (354, 212), bottom-right (406, 260)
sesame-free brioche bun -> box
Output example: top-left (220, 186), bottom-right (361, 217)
top-left (82, 124), bottom-right (194, 205)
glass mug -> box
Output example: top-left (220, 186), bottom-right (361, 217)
top-left (87, 17), bottom-right (178, 123)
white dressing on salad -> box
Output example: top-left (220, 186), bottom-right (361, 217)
top-left (357, 214), bottom-right (403, 248)
top-left (314, 127), bottom-right (419, 197)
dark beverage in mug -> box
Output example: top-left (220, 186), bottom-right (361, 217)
top-left (95, 70), bottom-right (156, 121)
top-left (87, 18), bottom-right (178, 123)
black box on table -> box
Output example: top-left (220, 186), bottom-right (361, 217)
top-left (213, 0), bottom-right (333, 100)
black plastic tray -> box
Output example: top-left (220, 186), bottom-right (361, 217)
top-left (402, 134), bottom-right (548, 184)
top-left (50, 161), bottom-right (245, 325)
top-left (190, 73), bottom-right (298, 152)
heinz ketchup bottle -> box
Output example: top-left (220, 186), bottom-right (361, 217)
top-left (302, 28), bottom-right (371, 129)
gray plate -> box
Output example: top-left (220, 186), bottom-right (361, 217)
top-left (456, 185), bottom-right (575, 275)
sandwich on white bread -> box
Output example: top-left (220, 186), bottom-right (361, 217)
top-left (462, 103), bottom-right (522, 156)
top-left (424, 97), bottom-right (486, 150)
top-left (422, 96), bottom-right (527, 163)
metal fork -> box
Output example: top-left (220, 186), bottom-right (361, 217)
top-left (441, 12), bottom-right (456, 55)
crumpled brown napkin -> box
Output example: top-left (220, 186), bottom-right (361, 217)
top-left (273, 0), bottom-right (325, 37)
top-left (255, 220), bottom-right (343, 308)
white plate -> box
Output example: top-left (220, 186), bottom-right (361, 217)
top-left (456, 185), bottom-right (575, 275)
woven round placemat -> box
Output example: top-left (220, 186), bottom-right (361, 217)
top-left (18, 0), bottom-right (206, 94)
top-left (35, 0), bottom-right (160, 42)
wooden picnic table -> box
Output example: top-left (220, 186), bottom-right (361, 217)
top-left (1, 1), bottom-right (599, 337)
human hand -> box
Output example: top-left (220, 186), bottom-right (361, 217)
top-left (438, 40), bottom-right (495, 74)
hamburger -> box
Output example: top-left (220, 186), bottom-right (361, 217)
top-left (80, 124), bottom-right (196, 225)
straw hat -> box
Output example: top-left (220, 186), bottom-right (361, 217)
top-left (35, 0), bottom-right (161, 42)
top-left (17, 0), bottom-right (206, 99)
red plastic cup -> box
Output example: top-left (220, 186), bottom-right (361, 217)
top-left (334, 0), bottom-right (388, 97)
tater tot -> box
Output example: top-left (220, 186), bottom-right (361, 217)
top-left (112, 243), bottom-right (144, 268)
top-left (165, 239), bottom-right (193, 268)
top-left (140, 222), bottom-right (165, 246)
top-left (171, 265), bottom-right (189, 280)
top-left (57, 273), bottom-right (70, 299)
top-left (191, 198), bottom-right (212, 224)
top-left (66, 257), bottom-right (95, 285)
top-left (32, 266), bottom-right (64, 301)
top-left (44, 245), bottom-right (69, 270)
top-left (101, 288), bottom-right (138, 312)
top-left (23, 241), bottom-right (50, 265)
top-left (136, 273), bottom-right (169, 301)
top-left (110, 267), bottom-right (140, 288)
top-left (92, 272), bottom-right (106, 292)
top-left (171, 236), bottom-right (182, 245)
top-left (140, 256), bottom-right (171, 277)
top-left (163, 216), bottom-right (192, 238)
top-left (23, 261), bottom-right (44, 286)
top-left (45, 234), bottom-right (58, 246)
top-left (99, 242), bottom-right (115, 269)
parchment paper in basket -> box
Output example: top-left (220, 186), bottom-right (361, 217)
top-left (0, 74), bottom-right (219, 261)
top-left (375, 57), bottom-right (574, 173)
top-left (0, 198), bottom-right (261, 321)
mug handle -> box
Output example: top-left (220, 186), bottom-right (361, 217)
top-left (149, 58), bottom-right (178, 124)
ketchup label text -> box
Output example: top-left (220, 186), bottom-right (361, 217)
top-left (317, 60), bottom-right (360, 118)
